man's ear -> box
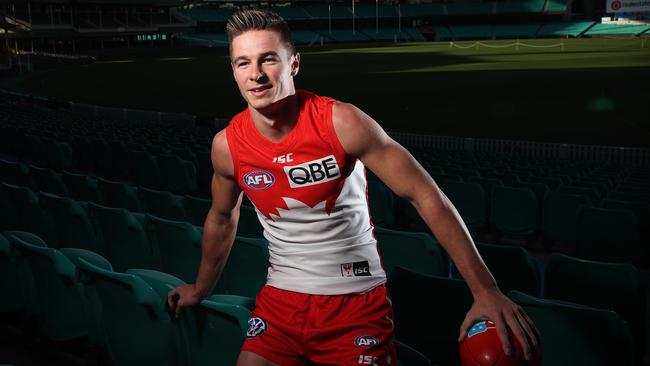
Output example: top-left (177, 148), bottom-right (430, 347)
top-left (291, 52), bottom-right (301, 77)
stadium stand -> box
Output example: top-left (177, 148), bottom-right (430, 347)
top-left (585, 23), bottom-right (650, 36)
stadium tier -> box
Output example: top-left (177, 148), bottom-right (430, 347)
top-left (449, 24), bottom-right (494, 40)
top-left (545, 0), bottom-right (574, 13)
top-left (494, 23), bottom-right (542, 38)
top-left (537, 21), bottom-right (597, 37)
top-left (400, 3), bottom-right (446, 18)
top-left (585, 23), bottom-right (650, 36)
top-left (497, 0), bottom-right (546, 14)
top-left (446, 2), bottom-right (495, 16)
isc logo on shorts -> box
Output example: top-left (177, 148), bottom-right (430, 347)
top-left (244, 170), bottom-right (275, 190)
top-left (283, 155), bottom-right (340, 188)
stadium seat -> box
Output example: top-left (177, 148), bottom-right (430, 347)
top-left (61, 171), bottom-right (102, 203)
top-left (87, 202), bottom-right (159, 272)
top-left (218, 236), bottom-right (269, 298)
top-left (557, 185), bottom-right (598, 206)
top-left (541, 192), bottom-right (591, 252)
top-left (374, 226), bottom-right (447, 278)
top-left (452, 242), bottom-right (540, 296)
top-left (144, 214), bottom-right (202, 284)
top-left (158, 155), bottom-right (197, 194)
top-left (388, 267), bottom-right (473, 366)
top-left (0, 182), bottom-right (52, 240)
top-left (439, 180), bottom-right (488, 235)
top-left (33, 138), bottom-right (72, 170)
top-left (38, 192), bottom-right (98, 252)
top-left (508, 290), bottom-right (635, 366)
top-left (0, 233), bottom-right (32, 314)
top-left (131, 150), bottom-right (164, 190)
top-left (76, 258), bottom-right (184, 366)
top-left (544, 253), bottom-right (646, 363)
top-left (183, 195), bottom-right (211, 226)
top-left (138, 186), bottom-right (188, 222)
top-left (491, 186), bottom-right (539, 244)
top-left (394, 339), bottom-right (432, 366)
top-left (576, 207), bottom-right (640, 264)
top-left (0, 159), bottom-right (32, 188)
top-left (367, 179), bottom-right (396, 228)
top-left (30, 165), bottom-right (68, 196)
top-left (97, 177), bottom-right (143, 213)
top-left (181, 295), bottom-right (251, 366)
top-left (9, 235), bottom-right (99, 343)
top-left (237, 205), bottom-right (265, 239)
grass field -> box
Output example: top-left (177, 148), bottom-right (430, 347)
top-left (2, 37), bottom-right (649, 147)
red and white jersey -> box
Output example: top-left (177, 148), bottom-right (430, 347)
top-left (225, 90), bottom-right (386, 295)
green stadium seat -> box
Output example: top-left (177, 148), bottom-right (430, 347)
top-left (576, 207), bottom-right (640, 264)
top-left (508, 290), bottom-right (635, 366)
top-left (496, 1), bottom-right (545, 14)
top-left (0, 182), bottom-right (52, 240)
top-left (30, 165), bottom-right (68, 196)
top-left (38, 192), bottom-right (99, 252)
top-left (237, 205), bottom-right (264, 239)
top-left (586, 23), bottom-right (650, 36)
top-left (33, 138), bottom-right (72, 170)
top-left (76, 258), bottom-right (184, 366)
top-left (388, 267), bottom-right (473, 366)
top-left (374, 226), bottom-right (447, 278)
top-left (367, 180), bottom-right (396, 228)
top-left (158, 155), bottom-right (197, 194)
top-left (1, 231), bottom-right (46, 317)
top-left (9, 235), bottom-right (99, 344)
top-left (138, 186), bottom-right (188, 222)
top-left (541, 192), bottom-right (591, 252)
top-left (545, 0), bottom-right (573, 13)
top-left (144, 214), bottom-right (201, 284)
top-left (183, 195), bottom-right (211, 226)
top-left (87, 202), bottom-right (159, 272)
top-left (394, 339), bottom-right (432, 366)
top-left (439, 181), bottom-right (488, 235)
top-left (544, 253), bottom-right (646, 363)
top-left (97, 177), bottom-right (143, 212)
top-left (218, 236), bottom-right (269, 298)
top-left (130, 150), bottom-right (164, 190)
top-left (491, 186), bottom-right (539, 244)
top-left (181, 295), bottom-right (251, 366)
top-left (61, 171), bottom-right (102, 203)
top-left (452, 242), bottom-right (540, 296)
top-left (0, 159), bottom-right (32, 188)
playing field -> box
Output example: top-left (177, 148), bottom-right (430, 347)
top-left (2, 37), bottom-right (649, 146)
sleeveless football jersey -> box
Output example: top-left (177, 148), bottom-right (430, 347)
top-left (225, 90), bottom-right (386, 295)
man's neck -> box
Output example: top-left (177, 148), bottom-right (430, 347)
top-left (249, 93), bottom-right (300, 142)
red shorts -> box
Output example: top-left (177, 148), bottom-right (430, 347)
top-left (241, 285), bottom-right (397, 366)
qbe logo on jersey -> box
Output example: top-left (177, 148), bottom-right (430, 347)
top-left (243, 170), bottom-right (275, 190)
top-left (284, 155), bottom-right (340, 188)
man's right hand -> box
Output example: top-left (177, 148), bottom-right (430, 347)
top-left (167, 284), bottom-right (203, 319)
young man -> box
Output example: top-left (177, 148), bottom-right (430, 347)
top-left (168, 9), bottom-right (540, 366)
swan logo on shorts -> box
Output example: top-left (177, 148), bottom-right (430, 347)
top-left (355, 335), bottom-right (380, 348)
top-left (246, 317), bottom-right (267, 338)
top-left (244, 170), bottom-right (275, 190)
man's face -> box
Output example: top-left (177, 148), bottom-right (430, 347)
top-left (230, 29), bottom-right (300, 111)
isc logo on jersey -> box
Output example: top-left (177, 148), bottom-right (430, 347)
top-left (284, 155), bottom-right (340, 188)
top-left (244, 170), bottom-right (275, 190)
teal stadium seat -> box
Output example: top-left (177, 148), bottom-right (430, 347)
top-left (0, 182), bottom-right (52, 240)
top-left (544, 253), bottom-right (646, 363)
top-left (61, 171), bottom-right (102, 203)
top-left (496, 1), bottom-right (545, 14)
top-left (138, 186), bottom-right (188, 222)
top-left (87, 202), bottom-right (160, 272)
top-left (237, 205), bottom-right (265, 239)
top-left (541, 192), bottom-right (591, 252)
top-left (158, 155), bottom-right (197, 194)
top-left (144, 214), bottom-right (202, 284)
top-left (367, 179), bottom-right (396, 228)
top-left (576, 207), bottom-right (640, 264)
top-left (0, 159), bottom-right (32, 188)
top-left (97, 177), bottom-right (143, 212)
top-left (131, 150), bottom-right (164, 190)
top-left (30, 165), bottom-right (68, 196)
top-left (38, 192), bottom-right (98, 252)
top-left (374, 227), bottom-right (447, 278)
top-left (491, 186), bottom-right (539, 244)
top-left (218, 236), bottom-right (269, 298)
top-left (508, 291), bottom-right (635, 366)
top-left (439, 181), bottom-right (488, 236)
top-left (388, 267), bottom-right (473, 366)
top-left (183, 195), bottom-right (211, 226)
top-left (76, 258), bottom-right (184, 366)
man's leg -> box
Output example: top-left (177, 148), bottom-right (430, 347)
top-left (236, 351), bottom-right (284, 366)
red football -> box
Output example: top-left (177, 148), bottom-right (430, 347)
top-left (459, 320), bottom-right (541, 366)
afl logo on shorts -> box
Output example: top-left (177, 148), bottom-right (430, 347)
top-left (246, 317), bottom-right (267, 338)
top-left (244, 170), bottom-right (275, 190)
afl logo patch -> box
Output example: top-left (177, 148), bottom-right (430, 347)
top-left (246, 317), bottom-right (267, 338)
top-left (244, 170), bottom-right (275, 190)
top-left (355, 335), bottom-right (380, 348)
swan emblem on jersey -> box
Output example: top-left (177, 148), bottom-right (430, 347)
top-left (244, 170), bottom-right (275, 190)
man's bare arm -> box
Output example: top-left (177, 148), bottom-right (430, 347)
top-left (332, 101), bottom-right (540, 360)
top-left (167, 129), bottom-right (243, 315)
